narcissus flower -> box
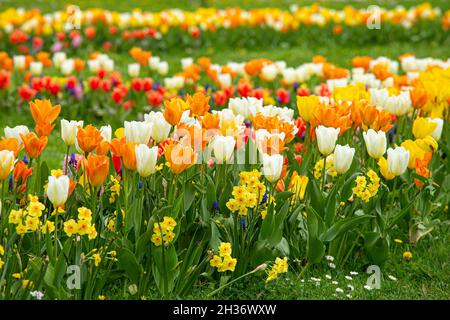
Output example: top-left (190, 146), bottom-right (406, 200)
top-left (20, 133), bottom-right (48, 159)
top-left (85, 154), bottom-right (110, 187)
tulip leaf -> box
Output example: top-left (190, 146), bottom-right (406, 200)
top-left (340, 172), bottom-right (359, 202)
top-left (307, 176), bottom-right (325, 217)
top-left (364, 232), bottom-right (389, 266)
top-left (324, 184), bottom-right (339, 227)
top-left (183, 181), bottom-right (196, 212)
top-left (320, 215), bottom-right (373, 242)
top-left (117, 248), bottom-right (142, 284)
top-left (306, 237), bottom-right (325, 264)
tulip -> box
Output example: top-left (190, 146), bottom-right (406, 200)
top-left (53, 52), bottom-right (66, 68)
top-left (124, 121), bottom-right (152, 145)
top-left (429, 118), bottom-right (443, 141)
top-left (144, 112), bottom-right (172, 143)
top-left (4, 125), bottom-right (29, 143)
top-left (262, 153), bottom-right (283, 183)
top-left (181, 57), bottom-right (193, 69)
top-left (164, 140), bottom-right (197, 175)
top-left (163, 98), bottom-right (189, 126)
top-left (0, 150), bottom-right (15, 181)
top-left (85, 154), bottom-right (110, 187)
top-left (261, 64), bottom-right (278, 81)
top-left (387, 147), bottom-right (410, 176)
top-left (30, 61), bottom-right (43, 76)
top-left (156, 61), bottom-right (169, 75)
top-left (135, 144), bottom-right (159, 177)
top-left (61, 119), bottom-right (83, 146)
top-left (333, 144), bottom-right (355, 174)
top-left (100, 125), bottom-right (112, 143)
top-left (20, 133), bottom-right (48, 159)
top-left (77, 125), bottom-right (102, 153)
top-left (128, 63), bottom-right (140, 78)
top-left (412, 117), bottom-right (437, 139)
top-left (212, 135), bottom-right (236, 163)
top-left (60, 59), bottom-right (74, 75)
top-left (229, 97), bottom-right (262, 119)
top-left (315, 125), bottom-right (340, 156)
top-left (149, 56), bottom-right (160, 70)
top-left (29, 99), bottom-right (61, 137)
top-left (47, 175), bottom-right (70, 207)
top-left (13, 55), bottom-right (26, 70)
top-left (296, 95), bottom-right (319, 122)
top-left (363, 129), bottom-right (386, 159)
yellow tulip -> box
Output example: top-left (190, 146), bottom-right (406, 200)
top-left (412, 117), bottom-right (437, 139)
top-left (296, 95), bottom-right (319, 122)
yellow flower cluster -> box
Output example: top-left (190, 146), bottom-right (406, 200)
top-left (266, 257), bottom-right (289, 282)
top-left (106, 209), bottom-right (125, 232)
top-left (352, 170), bottom-right (380, 202)
top-left (209, 242), bottom-right (237, 273)
top-left (109, 175), bottom-right (121, 204)
top-left (151, 216), bottom-right (177, 246)
top-left (63, 207), bottom-right (97, 240)
top-left (314, 155), bottom-right (337, 179)
top-left (226, 170), bottom-right (266, 216)
top-left (8, 195), bottom-right (54, 235)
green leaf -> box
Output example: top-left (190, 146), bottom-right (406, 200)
top-left (324, 184), bottom-right (339, 227)
top-left (307, 237), bottom-right (325, 264)
top-left (307, 177), bottom-right (325, 217)
top-left (320, 215), bottom-right (373, 242)
top-left (364, 232), bottom-right (389, 266)
top-left (340, 172), bottom-right (358, 202)
top-left (117, 248), bottom-right (142, 284)
top-left (184, 181), bottom-right (196, 212)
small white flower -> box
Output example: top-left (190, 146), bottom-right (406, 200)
top-left (348, 285), bottom-right (354, 291)
top-left (325, 274), bottom-right (332, 280)
top-left (30, 291), bottom-right (44, 300)
top-left (310, 277), bottom-right (321, 282)
top-left (364, 285), bottom-right (373, 290)
top-left (325, 255), bottom-right (334, 261)
top-left (346, 294), bottom-right (352, 298)
top-left (300, 279), bottom-right (305, 283)
top-left (388, 275), bottom-right (398, 281)
top-left (350, 271), bottom-right (358, 276)
top-left (332, 281), bottom-right (339, 285)
top-left (345, 276), bottom-right (353, 281)
top-left (328, 262), bottom-right (336, 269)
top-left (336, 288), bottom-right (344, 293)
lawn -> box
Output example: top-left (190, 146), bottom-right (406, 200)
top-left (0, 0), bottom-right (449, 300)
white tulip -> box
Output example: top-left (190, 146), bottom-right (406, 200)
top-left (144, 111), bottom-right (172, 143)
top-left (30, 61), bottom-right (43, 75)
top-left (60, 59), bottom-right (74, 75)
top-left (181, 57), bottom-right (193, 69)
top-left (429, 118), bottom-right (443, 141)
top-left (218, 73), bottom-right (231, 87)
top-left (100, 125), bottom-right (112, 143)
top-left (387, 147), bottom-right (410, 176)
top-left (135, 144), bottom-right (159, 177)
top-left (229, 97), bottom-right (263, 119)
top-left (261, 64), bottom-right (278, 81)
top-left (315, 126), bottom-right (340, 156)
top-left (156, 61), bottom-right (169, 75)
top-left (212, 135), bottom-right (236, 163)
top-left (148, 56), bottom-right (160, 70)
top-left (61, 119), bottom-right (83, 146)
top-left (363, 129), bottom-right (386, 159)
top-left (46, 175), bottom-right (70, 207)
top-left (0, 150), bottom-right (15, 181)
top-left (333, 144), bottom-right (355, 174)
top-left (128, 63), bottom-right (140, 78)
top-left (124, 121), bottom-right (152, 144)
top-left (88, 59), bottom-right (100, 73)
top-left (53, 52), bottom-right (66, 68)
top-left (13, 55), bottom-right (26, 70)
top-left (4, 125), bottom-right (29, 143)
top-left (262, 153), bottom-right (283, 183)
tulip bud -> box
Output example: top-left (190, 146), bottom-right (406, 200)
top-left (262, 153), bottom-right (283, 183)
top-left (61, 119), bottom-right (83, 146)
top-left (212, 135), bottom-right (236, 163)
top-left (30, 61), bottom-right (43, 76)
top-left (0, 150), bottom-right (15, 181)
top-left (135, 144), bottom-right (158, 177)
top-left (387, 147), bottom-right (410, 176)
top-left (363, 129), bottom-right (386, 159)
top-left (333, 144), bottom-right (355, 174)
top-left (124, 121), bottom-right (152, 145)
top-left (47, 175), bottom-right (70, 207)
top-left (315, 125), bottom-right (340, 156)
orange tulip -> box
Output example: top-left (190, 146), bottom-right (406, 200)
top-left (13, 160), bottom-right (33, 192)
top-left (29, 99), bottom-right (61, 136)
top-left (77, 125), bottom-right (102, 153)
top-left (260, 135), bottom-right (285, 155)
top-left (200, 112), bottom-right (220, 129)
top-left (20, 133), bottom-right (48, 159)
top-left (351, 56), bottom-right (372, 71)
top-left (186, 92), bottom-right (210, 116)
top-left (163, 98), bottom-right (188, 126)
top-left (96, 141), bottom-right (111, 155)
top-left (85, 154), bottom-right (110, 187)
top-left (371, 63), bottom-right (393, 81)
top-left (121, 142), bottom-right (137, 170)
top-left (164, 140), bottom-right (197, 175)
top-left (110, 137), bottom-right (126, 157)
top-left (0, 137), bottom-right (22, 157)
top-left (410, 84), bottom-right (429, 109)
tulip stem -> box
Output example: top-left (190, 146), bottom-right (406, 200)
top-left (1, 179), bottom-right (5, 223)
top-left (321, 155), bottom-right (327, 190)
top-left (64, 145), bottom-right (70, 175)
